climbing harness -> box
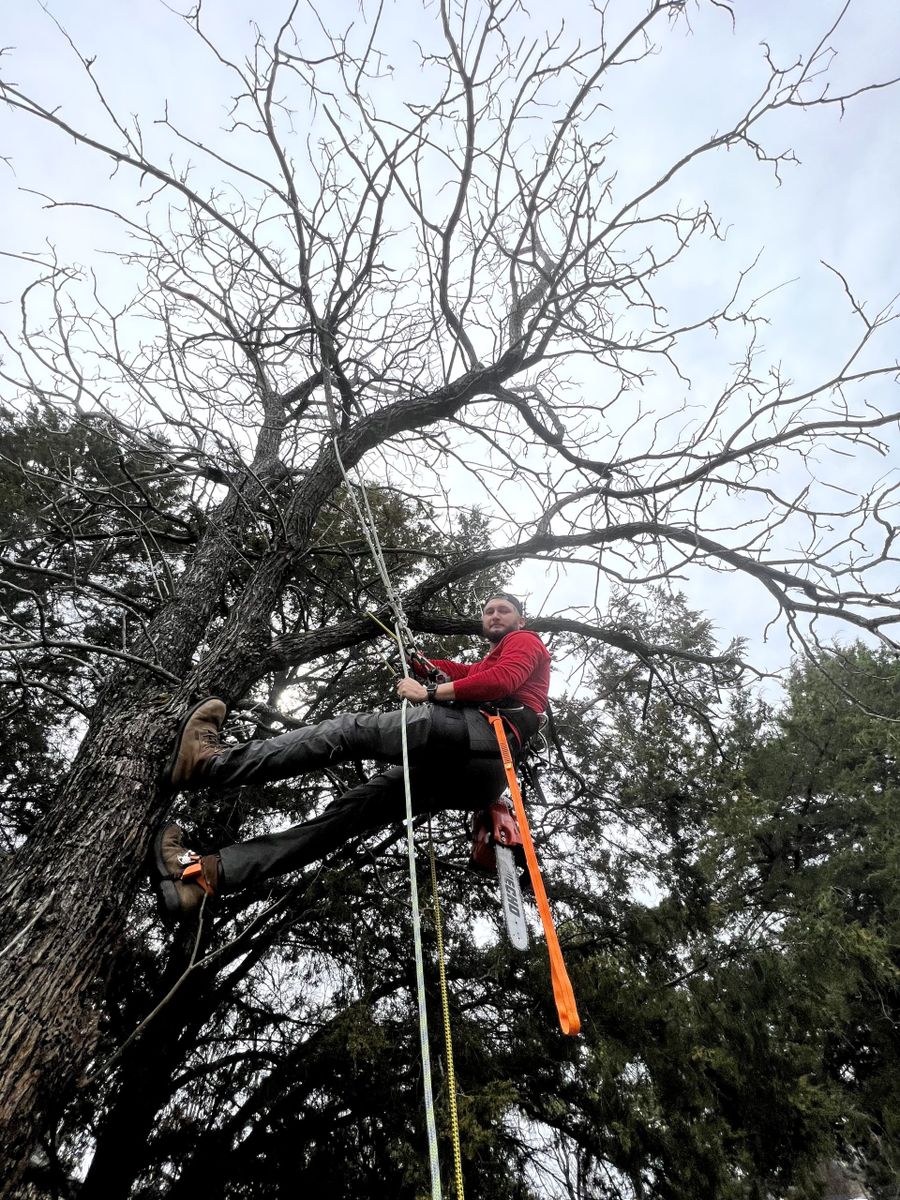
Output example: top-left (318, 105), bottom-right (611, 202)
top-left (486, 715), bottom-right (581, 1037)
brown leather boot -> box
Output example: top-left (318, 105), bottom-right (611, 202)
top-left (163, 697), bottom-right (227, 791)
top-left (152, 823), bottom-right (222, 922)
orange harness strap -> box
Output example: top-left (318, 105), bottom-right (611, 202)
top-left (486, 715), bottom-right (581, 1037)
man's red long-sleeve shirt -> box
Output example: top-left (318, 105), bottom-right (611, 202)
top-left (425, 630), bottom-right (551, 713)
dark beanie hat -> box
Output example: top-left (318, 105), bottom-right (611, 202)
top-left (484, 592), bottom-right (524, 615)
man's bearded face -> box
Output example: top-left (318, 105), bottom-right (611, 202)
top-left (482, 597), bottom-right (525, 644)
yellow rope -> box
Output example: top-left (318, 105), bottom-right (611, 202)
top-left (428, 826), bottom-right (465, 1200)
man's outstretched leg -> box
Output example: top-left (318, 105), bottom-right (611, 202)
top-left (153, 756), bottom-right (507, 920)
top-left (162, 696), bottom-right (459, 792)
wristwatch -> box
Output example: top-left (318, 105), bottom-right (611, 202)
top-left (425, 682), bottom-right (439, 702)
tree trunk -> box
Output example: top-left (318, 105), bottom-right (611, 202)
top-left (0, 679), bottom-right (176, 1196)
top-left (0, 469), bottom-right (292, 1192)
top-left (79, 948), bottom-right (217, 1200)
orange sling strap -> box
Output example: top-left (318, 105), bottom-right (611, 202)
top-left (486, 714), bottom-right (581, 1037)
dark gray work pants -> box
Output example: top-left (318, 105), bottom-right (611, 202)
top-left (208, 703), bottom-right (509, 893)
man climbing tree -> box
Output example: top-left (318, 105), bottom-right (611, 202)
top-left (2, 1), bottom-right (899, 1194)
top-left (154, 594), bottom-right (548, 916)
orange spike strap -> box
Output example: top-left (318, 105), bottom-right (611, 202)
top-left (486, 714), bottom-right (581, 1037)
top-left (181, 860), bottom-right (215, 897)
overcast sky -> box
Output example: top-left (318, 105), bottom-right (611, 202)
top-left (2, 0), bottom-right (898, 685)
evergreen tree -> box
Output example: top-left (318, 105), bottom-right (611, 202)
top-left (709, 646), bottom-right (900, 1197)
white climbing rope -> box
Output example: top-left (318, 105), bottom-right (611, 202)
top-left (331, 436), bottom-right (418, 652)
top-left (330, 431), bottom-right (444, 1199)
top-left (401, 692), bottom-right (443, 1199)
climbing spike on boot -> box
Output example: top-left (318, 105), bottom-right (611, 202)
top-left (151, 822), bottom-right (221, 923)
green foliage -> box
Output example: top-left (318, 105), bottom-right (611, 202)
top-left (0, 404), bottom-right (197, 842)
top-left (727, 646), bottom-right (900, 1196)
top-left (11, 415), bottom-right (897, 1199)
